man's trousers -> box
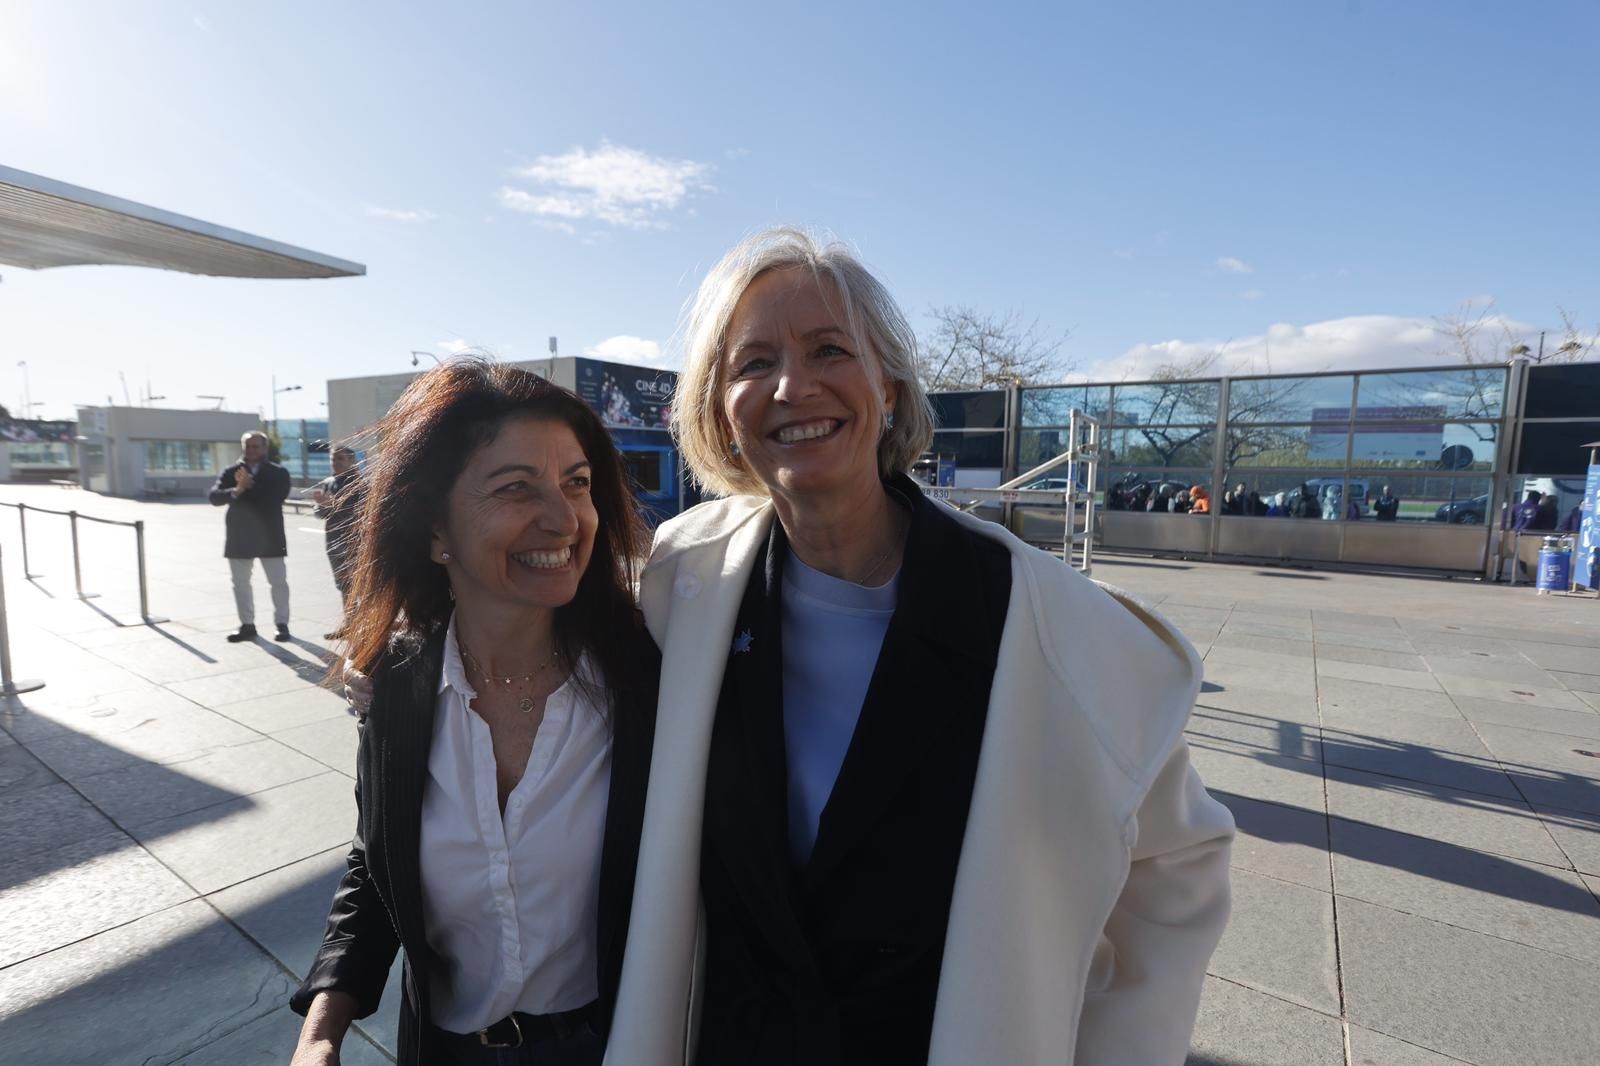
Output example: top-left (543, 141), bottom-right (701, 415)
top-left (229, 556), bottom-right (290, 627)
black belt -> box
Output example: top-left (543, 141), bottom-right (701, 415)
top-left (433, 1000), bottom-right (597, 1052)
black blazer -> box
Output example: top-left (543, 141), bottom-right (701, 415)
top-left (207, 460), bottom-right (291, 558)
top-left (695, 475), bottom-right (1013, 1066)
top-left (289, 625), bottom-right (658, 1065)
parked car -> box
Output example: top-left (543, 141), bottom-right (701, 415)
top-left (1434, 494), bottom-right (1488, 524)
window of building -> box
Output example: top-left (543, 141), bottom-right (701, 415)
top-left (143, 441), bottom-right (230, 473)
top-left (8, 442), bottom-right (73, 467)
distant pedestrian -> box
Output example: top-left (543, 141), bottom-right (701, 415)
top-left (1371, 485), bottom-right (1400, 522)
top-left (1247, 490), bottom-right (1267, 516)
top-left (1562, 498), bottom-right (1584, 533)
top-left (1510, 490), bottom-right (1543, 531)
top-left (311, 446), bottom-right (365, 637)
top-left (208, 431), bottom-right (291, 642)
top-left (1189, 485), bottom-right (1212, 514)
top-left (1533, 493), bottom-right (1560, 531)
top-left (1291, 483), bottom-right (1320, 519)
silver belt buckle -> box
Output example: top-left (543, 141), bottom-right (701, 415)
top-left (478, 1013), bottom-right (523, 1049)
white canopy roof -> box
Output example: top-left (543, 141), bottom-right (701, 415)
top-left (0, 165), bottom-right (365, 279)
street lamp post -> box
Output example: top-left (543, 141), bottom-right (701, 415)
top-left (16, 360), bottom-right (30, 419)
top-left (410, 350), bottom-right (441, 367)
top-left (271, 375), bottom-right (302, 425)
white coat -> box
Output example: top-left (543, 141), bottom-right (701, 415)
top-left (604, 494), bottom-right (1235, 1066)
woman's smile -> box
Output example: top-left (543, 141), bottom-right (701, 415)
top-left (772, 418), bottom-right (844, 445)
top-left (510, 545), bottom-right (574, 570)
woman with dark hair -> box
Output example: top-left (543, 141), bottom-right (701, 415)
top-left (289, 360), bottom-right (657, 1066)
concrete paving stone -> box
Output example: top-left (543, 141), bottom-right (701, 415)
top-left (1188, 706), bottom-right (1322, 760)
top-left (1422, 654), bottom-right (1560, 688)
top-left (1313, 609), bottom-right (1402, 630)
top-left (1194, 684), bottom-right (1322, 724)
top-left (167, 660), bottom-right (332, 708)
top-left (1208, 631), bottom-right (1317, 659)
top-left (0, 740), bottom-right (62, 795)
top-left (1209, 791), bottom-right (1331, 891)
top-left (1316, 657), bottom-right (1442, 692)
top-left (1330, 816), bottom-right (1600, 964)
top-left (1312, 628), bottom-right (1416, 653)
top-left (0, 898), bottom-right (292, 1066)
top-left (1346, 1025), bottom-right (1473, 1066)
top-left (1201, 659), bottom-right (1317, 697)
top-left (1204, 644), bottom-right (1317, 676)
top-left (1189, 742), bottom-right (1328, 812)
top-left (24, 704), bottom-right (262, 783)
top-left (0, 830), bottom-right (195, 967)
top-left (1513, 640), bottom-right (1600, 675)
top-left (1339, 895), bottom-right (1600, 1066)
top-left (1450, 693), bottom-right (1600, 741)
top-left (85, 636), bottom-right (263, 685)
top-left (1435, 673), bottom-right (1592, 712)
top-left (270, 715), bottom-right (360, 776)
top-left (1552, 669), bottom-right (1600, 693)
top-left (1184, 976), bottom-right (1344, 1066)
top-left (58, 620), bottom-right (211, 650)
top-left (1161, 605), bottom-right (1233, 627)
top-left (1535, 804), bottom-right (1600, 876)
top-left (210, 684), bottom-right (353, 733)
top-left (69, 738), bottom-right (326, 827)
top-left (1318, 675), bottom-right (1463, 719)
top-left (1222, 619), bottom-right (1316, 642)
top-left (1325, 762), bottom-right (1570, 868)
top-left (169, 1004), bottom-right (394, 1065)
top-left (1319, 713), bottom-right (1520, 801)
top-left (1471, 723), bottom-right (1600, 815)
top-left (131, 770), bottom-right (357, 894)
top-left (1574, 688), bottom-right (1600, 712)
top-left (207, 846), bottom-right (405, 1055)
top-left (0, 781), bottom-right (121, 867)
top-left (1311, 643), bottom-right (1430, 672)
top-left (1228, 602), bottom-right (1313, 620)
top-left (1409, 636), bottom-right (1531, 663)
top-left (1208, 868), bottom-right (1339, 1012)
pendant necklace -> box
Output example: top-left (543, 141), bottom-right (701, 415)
top-left (459, 643), bottom-right (562, 714)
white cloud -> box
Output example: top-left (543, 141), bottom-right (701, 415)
top-left (365, 205), bottom-right (436, 223)
top-left (1240, 288), bottom-right (1264, 301)
top-left (435, 338), bottom-right (472, 355)
top-left (1077, 311), bottom-right (1547, 382)
top-left (1216, 256), bottom-right (1252, 274)
top-left (585, 335), bottom-right (670, 366)
top-left (499, 142), bottom-right (714, 229)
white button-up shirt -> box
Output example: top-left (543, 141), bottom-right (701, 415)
top-left (418, 614), bottom-right (612, 1033)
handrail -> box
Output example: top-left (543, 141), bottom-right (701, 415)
top-left (0, 544), bottom-right (46, 696)
top-left (0, 502), bottom-right (164, 622)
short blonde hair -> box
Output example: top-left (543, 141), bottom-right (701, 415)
top-left (241, 431), bottom-right (268, 448)
top-left (672, 227), bottom-right (935, 498)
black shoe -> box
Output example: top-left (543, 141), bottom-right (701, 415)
top-left (275, 625), bottom-right (292, 642)
top-left (226, 625), bottom-right (258, 643)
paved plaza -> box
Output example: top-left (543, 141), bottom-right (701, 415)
top-left (0, 485), bottom-right (1598, 1065)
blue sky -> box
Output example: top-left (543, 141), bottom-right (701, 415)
top-left (2, 1), bottom-right (1597, 422)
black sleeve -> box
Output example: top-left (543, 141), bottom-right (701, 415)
top-left (289, 725), bottom-right (399, 1019)
top-left (263, 464), bottom-right (292, 507)
top-left (207, 466), bottom-right (237, 507)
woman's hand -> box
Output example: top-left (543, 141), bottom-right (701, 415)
top-left (342, 660), bottom-right (373, 716)
top-left (290, 990), bottom-right (357, 1065)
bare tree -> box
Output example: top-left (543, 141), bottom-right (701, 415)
top-left (1548, 306), bottom-right (1599, 363)
top-left (1432, 300), bottom-right (1524, 365)
top-left (917, 306), bottom-right (1070, 391)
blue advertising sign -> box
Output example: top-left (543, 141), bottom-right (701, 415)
top-left (1573, 464), bottom-right (1600, 590)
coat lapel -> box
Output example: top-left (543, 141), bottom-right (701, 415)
top-left (803, 480), bottom-right (1007, 890)
top-left (374, 628), bottom-right (446, 961)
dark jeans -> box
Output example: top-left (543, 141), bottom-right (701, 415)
top-left (423, 1009), bottom-right (602, 1066)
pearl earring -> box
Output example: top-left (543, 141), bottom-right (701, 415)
top-left (884, 411), bottom-right (895, 430)
top-left (440, 552), bottom-right (451, 562)
top-left (729, 440), bottom-right (741, 458)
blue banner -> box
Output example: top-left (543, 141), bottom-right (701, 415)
top-left (1574, 464), bottom-right (1600, 590)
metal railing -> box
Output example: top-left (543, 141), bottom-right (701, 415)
top-left (1, 502), bottom-right (163, 622)
top-left (0, 544), bottom-right (45, 696)
top-left (920, 410), bottom-right (1102, 574)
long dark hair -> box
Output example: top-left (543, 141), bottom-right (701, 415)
top-left (342, 358), bottom-right (649, 719)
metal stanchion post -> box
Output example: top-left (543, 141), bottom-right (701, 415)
top-left (18, 503), bottom-right (37, 580)
top-left (68, 511), bottom-right (99, 601)
top-left (0, 545), bottom-right (46, 696)
top-left (134, 521), bottom-right (166, 624)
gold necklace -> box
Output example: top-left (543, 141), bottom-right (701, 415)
top-left (459, 642), bottom-right (562, 714)
top-left (850, 527), bottom-right (906, 586)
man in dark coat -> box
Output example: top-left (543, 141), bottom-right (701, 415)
top-left (1371, 485), bottom-right (1400, 522)
top-left (311, 446), bottom-right (365, 638)
top-left (1290, 483), bottom-right (1321, 519)
top-left (208, 431), bottom-right (292, 642)
top-left (1509, 490), bottom-right (1544, 531)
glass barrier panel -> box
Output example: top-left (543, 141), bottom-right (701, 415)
top-left (1515, 421), bottom-right (1600, 475)
top-left (1106, 427), bottom-right (1215, 469)
top-left (1356, 367), bottom-right (1506, 420)
top-left (928, 430), bottom-right (1006, 469)
top-left (929, 390), bottom-right (1007, 430)
top-left (1103, 470), bottom-right (1213, 513)
top-left (1225, 425), bottom-right (1348, 468)
top-left (1108, 381), bottom-right (1219, 428)
top-left (1348, 422), bottom-right (1498, 470)
top-left (1228, 375), bottom-right (1355, 423)
top-left (1020, 385), bottom-right (1112, 426)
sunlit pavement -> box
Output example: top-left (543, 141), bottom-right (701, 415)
top-left (1, 485), bottom-right (1597, 1065)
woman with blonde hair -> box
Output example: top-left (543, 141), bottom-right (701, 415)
top-left (604, 228), bottom-right (1234, 1065)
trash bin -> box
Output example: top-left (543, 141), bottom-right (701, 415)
top-left (1536, 535), bottom-right (1573, 595)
